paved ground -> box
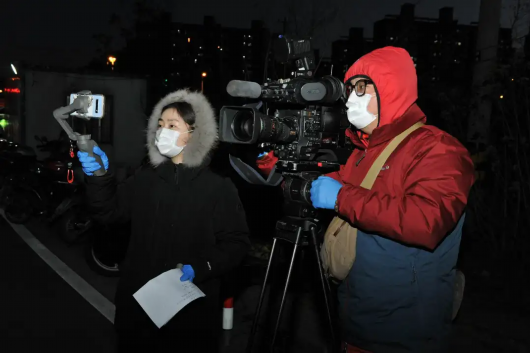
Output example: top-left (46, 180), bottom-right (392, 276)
top-left (0, 215), bottom-right (116, 353)
top-left (2, 210), bottom-right (529, 353)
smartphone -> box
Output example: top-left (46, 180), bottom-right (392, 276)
top-left (69, 93), bottom-right (105, 119)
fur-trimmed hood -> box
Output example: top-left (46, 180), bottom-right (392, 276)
top-left (147, 89), bottom-right (218, 167)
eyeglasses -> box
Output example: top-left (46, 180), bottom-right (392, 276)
top-left (345, 79), bottom-right (374, 98)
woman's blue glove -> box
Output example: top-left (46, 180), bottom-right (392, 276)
top-left (180, 265), bottom-right (195, 282)
top-left (77, 146), bottom-right (109, 176)
top-left (310, 176), bottom-right (343, 209)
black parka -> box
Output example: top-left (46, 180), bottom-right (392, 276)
top-left (85, 90), bottom-right (250, 351)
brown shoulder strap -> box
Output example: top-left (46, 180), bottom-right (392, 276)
top-left (360, 122), bottom-right (424, 190)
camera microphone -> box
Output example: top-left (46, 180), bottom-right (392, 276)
top-left (226, 80), bottom-right (263, 99)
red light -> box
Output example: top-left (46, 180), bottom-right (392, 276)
top-left (318, 162), bottom-right (323, 167)
top-left (4, 88), bottom-right (20, 93)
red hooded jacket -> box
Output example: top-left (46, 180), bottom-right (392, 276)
top-left (259, 46), bottom-right (475, 250)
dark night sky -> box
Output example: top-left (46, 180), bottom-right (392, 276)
top-left (0, 0), bottom-right (525, 73)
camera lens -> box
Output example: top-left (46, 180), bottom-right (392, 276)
top-left (230, 109), bottom-right (297, 144)
top-left (231, 110), bottom-right (255, 142)
top-left (259, 117), bottom-right (296, 143)
top-left (283, 178), bottom-right (313, 206)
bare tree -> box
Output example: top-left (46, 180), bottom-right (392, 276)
top-left (508, 0), bottom-right (530, 47)
top-left (285, 0), bottom-right (343, 38)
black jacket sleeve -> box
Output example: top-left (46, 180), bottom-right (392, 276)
top-left (190, 179), bottom-right (251, 283)
top-left (85, 169), bottom-right (136, 225)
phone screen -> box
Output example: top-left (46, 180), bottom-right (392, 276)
top-left (69, 94), bottom-right (105, 119)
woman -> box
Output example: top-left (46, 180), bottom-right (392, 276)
top-left (78, 90), bottom-right (250, 352)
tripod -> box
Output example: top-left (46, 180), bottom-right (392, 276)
top-left (246, 216), bottom-right (336, 353)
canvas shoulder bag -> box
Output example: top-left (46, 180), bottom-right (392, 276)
top-left (320, 122), bottom-right (424, 280)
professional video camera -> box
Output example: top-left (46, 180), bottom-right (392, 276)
top-left (219, 36), bottom-right (350, 352)
top-left (219, 35), bottom-right (352, 218)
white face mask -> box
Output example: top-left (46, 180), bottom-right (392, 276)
top-left (346, 92), bottom-right (378, 130)
top-left (155, 128), bottom-right (190, 158)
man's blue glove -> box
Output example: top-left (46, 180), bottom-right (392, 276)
top-left (77, 146), bottom-right (109, 176)
top-left (180, 265), bottom-right (195, 282)
top-left (310, 176), bottom-right (343, 209)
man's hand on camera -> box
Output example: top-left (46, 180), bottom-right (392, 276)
top-left (310, 176), bottom-right (343, 210)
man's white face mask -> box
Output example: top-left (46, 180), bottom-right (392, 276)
top-left (155, 128), bottom-right (191, 158)
top-left (346, 92), bottom-right (378, 130)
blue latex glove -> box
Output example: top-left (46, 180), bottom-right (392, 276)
top-left (180, 265), bottom-right (195, 282)
top-left (77, 146), bottom-right (109, 176)
top-left (310, 176), bottom-right (343, 209)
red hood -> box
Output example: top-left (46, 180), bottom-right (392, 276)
top-left (344, 47), bottom-right (421, 148)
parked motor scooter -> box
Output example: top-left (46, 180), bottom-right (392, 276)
top-left (85, 221), bottom-right (131, 277)
top-left (3, 137), bottom-right (89, 234)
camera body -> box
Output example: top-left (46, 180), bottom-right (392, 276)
top-left (220, 105), bottom-right (348, 169)
top-left (219, 36), bottom-right (353, 217)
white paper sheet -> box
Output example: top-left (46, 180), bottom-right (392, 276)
top-left (133, 268), bottom-right (205, 328)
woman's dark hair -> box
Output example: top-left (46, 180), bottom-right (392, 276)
top-left (161, 102), bottom-right (196, 126)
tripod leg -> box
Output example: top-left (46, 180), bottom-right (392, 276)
top-left (270, 228), bottom-right (302, 352)
top-left (246, 238), bottom-right (278, 353)
top-left (310, 227), bottom-right (336, 350)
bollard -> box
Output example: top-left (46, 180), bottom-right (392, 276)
top-left (222, 297), bottom-right (234, 330)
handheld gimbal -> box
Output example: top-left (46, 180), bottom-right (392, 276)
top-left (53, 90), bottom-right (107, 176)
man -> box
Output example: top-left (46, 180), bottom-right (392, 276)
top-left (308, 47), bottom-right (475, 352)
top-left (258, 46), bottom-right (474, 351)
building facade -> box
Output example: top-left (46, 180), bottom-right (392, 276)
top-left (331, 4), bottom-right (513, 84)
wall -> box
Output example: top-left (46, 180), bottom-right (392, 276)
top-left (24, 71), bottom-right (148, 169)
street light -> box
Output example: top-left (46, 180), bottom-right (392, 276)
top-left (108, 56), bottom-right (117, 71)
top-left (201, 72), bottom-right (207, 92)
top-left (10, 64), bottom-right (17, 75)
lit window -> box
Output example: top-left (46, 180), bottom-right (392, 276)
top-left (194, 59), bottom-right (197, 63)
top-left (344, 49), bottom-right (348, 52)
top-left (220, 48), bottom-right (223, 51)
top-left (434, 40), bottom-right (438, 43)
top-left (243, 42), bottom-right (246, 45)
top-left (199, 46), bottom-right (202, 49)
top-left (248, 35), bottom-right (251, 38)
top-left (243, 56), bottom-right (246, 59)
top-left (173, 43), bottom-right (175, 47)
top-left (172, 58), bottom-right (174, 60)
top-left (178, 30), bottom-right (180, 33)
top-left (248, 43), bottom-right (252, 47)
top-left (390, 37), bottom-right (394, 41)
top-left (457, 42), bottom-right (462, 46)
top-left (188, 38), bottom-right (191, 43)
